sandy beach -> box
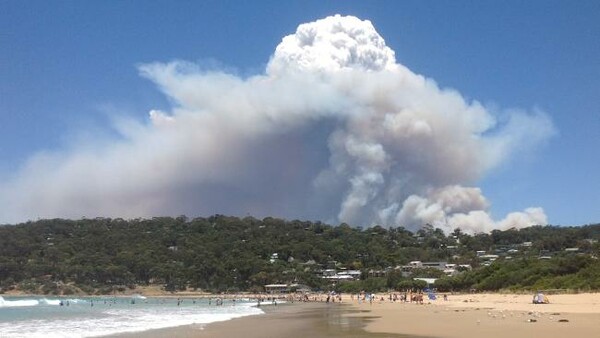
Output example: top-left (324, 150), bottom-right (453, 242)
top-left (13, 290), bottom-right (599, 338)
top-left (7, 289), bottom-right (600, 338)
top-left (107, 292), bottom-right (600, 338)
top-left (348, 292), bottom-right (600, 338)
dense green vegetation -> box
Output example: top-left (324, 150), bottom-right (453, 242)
top-left (0, 216), bottom-right (598, 294)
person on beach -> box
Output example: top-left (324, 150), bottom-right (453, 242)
top-left (532, 292), bottom-right (549, 304)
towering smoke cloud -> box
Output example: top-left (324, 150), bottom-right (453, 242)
top-left (0, 15), bottom-right (554, 233)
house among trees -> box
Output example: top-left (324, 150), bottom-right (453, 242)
top-left (264, 283), bottom-right (311, 294)
top-left (0, 216), bottom-right (598, 295)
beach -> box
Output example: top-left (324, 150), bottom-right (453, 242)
top-left (126, 292), bottom-right (600, 338)
top-left (5, 291), bottom-right (599, 337)
top-left (349, 292), bottom-right (600, 338)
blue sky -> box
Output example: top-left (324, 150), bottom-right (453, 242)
top-left (1, 1), bottom-right (598, 227)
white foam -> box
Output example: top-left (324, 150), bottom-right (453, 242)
top-left (39, 298), bottom-right (62, 306)
top-left (0, 300), bottom-right (263, 338)
top-left (0, 296), bottom-right (39, 307)
top-left (0, 296), bottom-right (88, 308)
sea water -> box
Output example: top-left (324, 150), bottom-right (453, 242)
top-left (0, 295), bottom-right (264, 337)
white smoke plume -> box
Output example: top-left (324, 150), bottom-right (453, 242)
top-left (0, 15), bottom-right (555, 233)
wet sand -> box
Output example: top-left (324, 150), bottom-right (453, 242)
top-left (111, 302), bottom-right (409, 338)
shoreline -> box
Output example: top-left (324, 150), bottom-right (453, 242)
top-left (0, 290), bottom-right (289, 300)
top-left (6, 292), bottom-right (600, 337)
top-left (108, 301), bottom-right (405, 338)
top-left (0, 285), bottom-right (217, 298)
top-left (133, 292), bottom-right (597, 338)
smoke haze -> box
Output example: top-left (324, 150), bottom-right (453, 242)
top-left (0, 15), bottom-right (554, 233)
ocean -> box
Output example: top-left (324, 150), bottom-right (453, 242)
top-left (0, 295), bottom-right (264, 337)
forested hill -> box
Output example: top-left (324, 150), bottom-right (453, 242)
top-left (1, 216), bottom-right (599, 295)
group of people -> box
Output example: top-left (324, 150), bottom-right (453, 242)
top-left (348, 290), bottom-right (448, 305)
